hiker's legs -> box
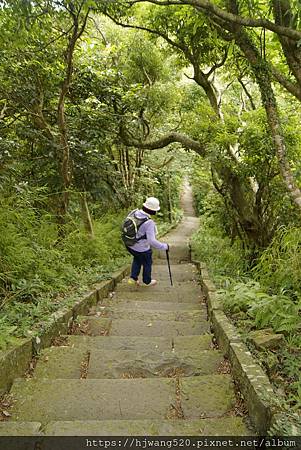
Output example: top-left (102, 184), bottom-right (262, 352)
top-left (127, 248), bottom-right (142, 281)
top-left (126, 248), bottom-right (153, 284)
top-left (141, 249), bottom-right (152, 285)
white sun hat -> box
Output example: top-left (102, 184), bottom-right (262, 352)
top-left (143, 197), bottom-right (160, 211)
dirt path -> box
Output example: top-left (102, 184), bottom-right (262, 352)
top-left (3, 184), bottom-right (250, 436)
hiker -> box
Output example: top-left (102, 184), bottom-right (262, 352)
top-left (122, 197), bottom-right (169, 286)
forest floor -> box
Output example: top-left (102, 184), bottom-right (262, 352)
top-left (1, 184), bottom-right (252, 436)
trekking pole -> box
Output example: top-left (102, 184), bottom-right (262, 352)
top-left (166, 249), bottom-right (173, 286)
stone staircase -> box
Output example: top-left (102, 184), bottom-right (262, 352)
top-left (2, 185), bottom-right (250, 436)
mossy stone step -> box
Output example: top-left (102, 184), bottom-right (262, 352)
top-left (44, 417), bottom-right (250, 436)
top-left (109, 289), bottom-right (203, 303)
top-left (32, 347), bottom-right (222, 379)
top-left (87, 348), bottom-right (223, 379)
top-left (181, 376), bottom-right (235, 418)
top-left (119, 276), bottom-right (199, 287)
top-left (10, 378), bottom-right (174, 423)
top-left (110, 318), bottom-right (210, 337)
top-left (34, 347), bottom-right (86, 379)
top-left (66, 334), bottom-right (213, 352)
top-left (99, 300), bottom-right (205, 311)
top-left (10, 375), bottom-right (234, 424)
top-left (155, 247), bottom-right (190, 262)
top-left (90, 305), bottom-right (206, 322)
top-left (117, 280), bottom-right (201, 294)
top-left (0, 421), bottom-right (41, 436)
top-left (74, 317), bottom-right (210, 337)
top-left (152, 263), bottom-right (198, 282)
top-left (72, 317), bottom-right (111, 336)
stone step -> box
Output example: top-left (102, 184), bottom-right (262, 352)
top-left (108, 288), bottom-right (203, 303)
top-left (73, 317), bottom-right (210, 337)
top-left (98, 300), bottom-right (205, 311)
top-left (90, 305), bottom-right (206, 321)
top-left (87, 349), bottom-right (222, 379)
top-left (151, 263), bottom-right (198, 282)
top-left (155, 246), bottom-right (190, 262)
top-left (33, 346), bottom-right (222, 379)
top-left (117, 279), bottom-right (201, 293)
top-left (0, 417), bottom-right (250, 436)
top-left (43, 417), bottom-right (249, 436)
top-left (0, 422), bottom-right (42, 436)
top-left (33, 347), bottom-right (86, 379)
top-left (66, 334), bottom-right (213, 352)
top-left (10, 375), bottom-right (235, 424)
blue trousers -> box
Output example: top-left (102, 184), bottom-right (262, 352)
top-left (126, 248), bottom-right (152, 285)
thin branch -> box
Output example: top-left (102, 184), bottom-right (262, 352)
top-left (184, 72), bottom-right (194, 80)
top-left (0, 101), bottom-right (7, 120)
top-left (77, 8), bottom-right (90, 39)
top-left (89, 16), bottom-right (108, 45)
top-left (238, 78), bottom-right (256, 110)
top-left (32, 25), bottom-right (74, 53)
top-left (150, 155), bottom-right (174, 169)
top-left (270, 65), bottom-right (301, 102)
top-left (104, 12), bottom-right (191, 55)
top-left (206, 48), bottom-right (228, 77)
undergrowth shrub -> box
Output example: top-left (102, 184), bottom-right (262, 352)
top-left (0, 191), bottom-right (130, 349)
top-left (0, 190), bottom-right (129, 305)
top-left (253, 227), bottom-right (301, 296)
top-left (220, 281), bottom-right (301, 334)
top-left (191, 215), bottom-right (246, 280)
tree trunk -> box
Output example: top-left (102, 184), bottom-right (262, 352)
top-left (80, 192), bottom-right (95, 239)
top-left (231, 26), bottom-right (301, 209)
top-left (56, 6), bottom-right (90, 225)
top-left (167, 170), bottom-right (172, 223)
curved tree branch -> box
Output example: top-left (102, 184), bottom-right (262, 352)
top-left (121, 129), bottom-right (206, 155)
top-left (129, 0), bottom-right (301, 41)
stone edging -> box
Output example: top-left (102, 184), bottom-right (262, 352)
top-left (0, 264), bottom-right (130, 395)
top-left (193, 260), bottom-right (277, 434)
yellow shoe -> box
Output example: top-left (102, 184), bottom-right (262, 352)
top-left (128, 278), bottom-right (139, 286)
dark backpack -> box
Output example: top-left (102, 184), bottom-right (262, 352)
top-left (121, 209), bottom-right (149, 247)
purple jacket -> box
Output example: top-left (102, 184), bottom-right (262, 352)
top-left (130, 210), bottom-right (168, 252)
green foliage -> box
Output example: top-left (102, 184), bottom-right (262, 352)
top-left (253, 227), bottom-right (301, 295)
top-left (0, 190), bottom-right (129, 307)
top-left (191, 216), bottom-right (246, 280)
top-left (220, 281), bottom-right (301, 334)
